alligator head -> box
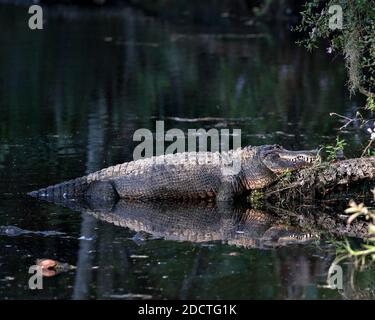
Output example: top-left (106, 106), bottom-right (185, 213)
top-left (259, 144), bottom-right (317, 174)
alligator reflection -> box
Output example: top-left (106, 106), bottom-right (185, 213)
top-left (27, 197), bottom-right (375, 299)
top-left (55, 199), bottom-right (317, 248)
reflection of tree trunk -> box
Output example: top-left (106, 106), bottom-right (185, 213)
top-left (124, 8), bottom-right (137, 84)
top-left (73, 94), bottom-right (107, 300)
top-left (72, 214), bottom-right (97, 300)
top-left (179, 249), bottom-right (203, 299)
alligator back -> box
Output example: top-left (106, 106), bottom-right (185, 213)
top-left (28, 150), bottom-right (246, 201)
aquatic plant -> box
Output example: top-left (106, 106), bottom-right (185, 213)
top-left (325, 136), bottom-right (347, 161)
top-left (332, 194), bottom-right (375, 270)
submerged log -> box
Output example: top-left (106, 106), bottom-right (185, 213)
top-left (262, 156), bottom-right (375, 203)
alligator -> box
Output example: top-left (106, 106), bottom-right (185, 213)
top-left (28, 145), bottom-right (317, 202)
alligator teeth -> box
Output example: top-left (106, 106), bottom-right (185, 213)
top-left (291, 156), bottom-right (315, 163)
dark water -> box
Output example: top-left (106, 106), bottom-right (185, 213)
top-left (0, 5), bottom-right (373, 299)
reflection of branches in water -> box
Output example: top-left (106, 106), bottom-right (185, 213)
top-left (327, 255), bottom-right (375, 300)
top-left (0, 144), bottom-right (10, 170)
top-left (265, 204), bottom-right (370, 239)
top-left (321, 197), bottom-right (375, 299)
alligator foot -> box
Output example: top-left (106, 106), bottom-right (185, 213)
top-left (85, 181), bottom-right (119, 204)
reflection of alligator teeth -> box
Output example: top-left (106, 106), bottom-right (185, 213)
top-left (280, 232), bottom-right (318, 242)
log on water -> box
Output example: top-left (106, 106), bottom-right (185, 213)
top-left (262, 156), bottom-right (375, 202)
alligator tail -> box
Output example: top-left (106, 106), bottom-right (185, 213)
top-left (27, 162), bottom-right (127, 200)
top-left (27, 176), bottom-right (90, 200)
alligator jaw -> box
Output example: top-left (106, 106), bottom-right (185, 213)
top-left (261, 147), bottom-right (318, 174)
